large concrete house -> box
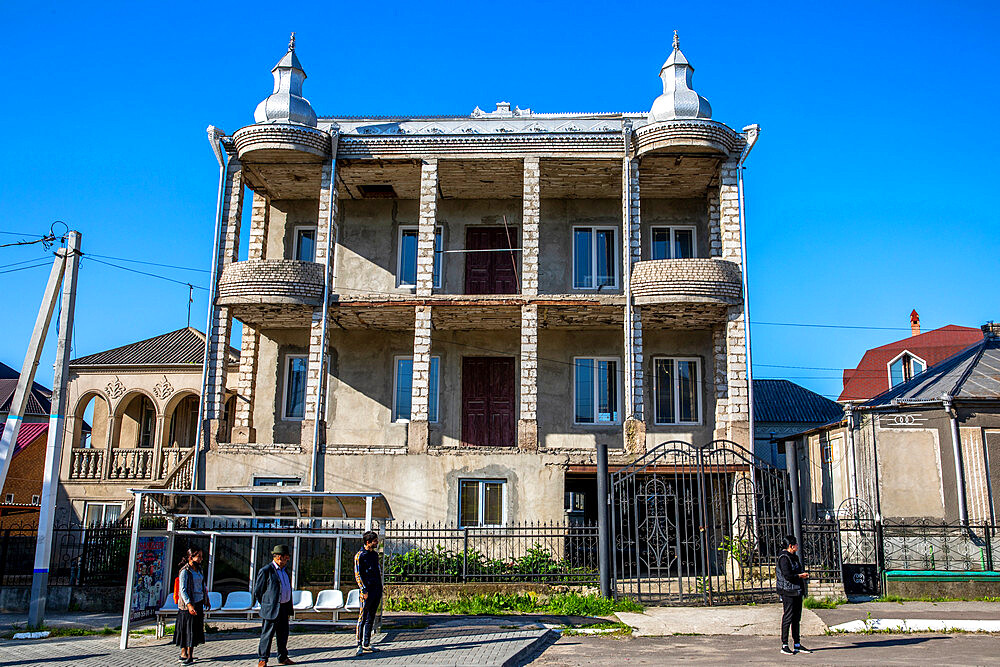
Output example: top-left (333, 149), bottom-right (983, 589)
top-left (68, 35), bottom-right (759, 527)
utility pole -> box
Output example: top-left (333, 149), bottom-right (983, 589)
top-left (29, 231), bottom-right (81, 628)
top-left (0, 247), bottom-right (67, 491)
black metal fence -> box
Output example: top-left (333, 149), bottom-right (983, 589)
top-left (801, 520), bottom-right (842, 581)
top-left (0, 522), bottom-right (130, 587)
top-left (383, 521), bottom-right (599, 584)
top-left (882, 520), bottom-right (997, 572)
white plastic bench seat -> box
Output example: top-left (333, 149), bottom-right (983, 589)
top-left (292, 590), bottom-right (314, 611)
top-left (314, 589), bottom-right (344, 611)
top-left (345, 589), bottom-right (361, 611)
top-left (219, 591), bottom-right (253, 612)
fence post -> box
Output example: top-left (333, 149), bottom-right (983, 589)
top-left (985, 524), bottom-right (994, 572)
top-left (596, 443), bottom-right (611, 598)
top-left (462, 528), bottom-right (468, 583)
top-left (0, 529), bottom-right (9, 584)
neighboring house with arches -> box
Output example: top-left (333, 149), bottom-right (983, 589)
top-left (57, 328), bottom-right (237, 525)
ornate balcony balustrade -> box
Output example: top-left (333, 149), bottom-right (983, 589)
top-left (69, 449), bottom-right (104, 479)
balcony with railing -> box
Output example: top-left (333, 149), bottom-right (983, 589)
top-left (68, 447), bottom-right (193, 484)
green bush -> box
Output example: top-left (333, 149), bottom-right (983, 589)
top-left (386, 543), bottom-right (597, 583)
top-left (384, 592), bottom-right (642, 616)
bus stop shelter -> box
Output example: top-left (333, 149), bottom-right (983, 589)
top-left (119, 489), bottom-right (393, 650)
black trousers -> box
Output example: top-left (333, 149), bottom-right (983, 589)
top-left (780, 595), bottom-right (802, 645)
top-left (259, 600), bottom-right (292, 661)
top-left (356, 590), bottom-right (382, 647)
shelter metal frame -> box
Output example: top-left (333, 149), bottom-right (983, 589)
top-left (119, 490), bottom-right (393, 650)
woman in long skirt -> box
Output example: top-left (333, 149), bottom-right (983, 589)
top-left (175, 547), bottom-right (211, 664)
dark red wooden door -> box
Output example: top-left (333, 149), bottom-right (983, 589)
top-left (464, 227), bottom-right (519, 294)
top-left (462, 356), bottom-right (516, 447)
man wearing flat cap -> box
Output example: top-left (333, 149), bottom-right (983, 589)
top-left (253, 544), bottom-right (295, 666)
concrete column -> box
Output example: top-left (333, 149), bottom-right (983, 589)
top-left (718, 156), bottom-right (749, 446)
top-left (518, 304), bottom-right (538, 451)
top-left (232, 325), bottom-right (259, 443)
top-left (247, 192), bottom-right (270, 261)
top-left (408, 305), bottom-right (432, 453)
top-left (416, 160), bottom-right (438, 297)
top-left (302, 160), bottom-right (338, 445)
top-left (204, 160), bottom-right (243, 445)
top-left (151, 413), bottom-right (165, 479)
top-left (521, 157), bottom-right (540, 296)
top-left (622, 141), bottom-right (645, 455)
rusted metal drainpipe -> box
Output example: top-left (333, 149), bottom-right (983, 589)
top-left (943, 395), bottom-right (969, 524)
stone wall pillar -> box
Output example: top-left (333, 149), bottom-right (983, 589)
top-left (302, 160), bottom-right (338, 446)
top-left (521, 157), bottom-right (540, 296)
top-left (416, 160), bottom-right (439, 297)
top-left (232, 326), bottom-right (259, 443)
top-left (247, 192), bottom-right (270, 261)
top-left (622, 139), bottom-right (645, 455)
top-left (518, 304), bottom-right (538, 451)
top-left (707, 188), bottom-right (721, 258)
top-left (204, 159), bottom-right (244, 445)
top-left (718, 156), bottom-right (749, 446)
top-left (712, 326), bottom-right (729, 440)
top-left (408, 305), bottom-right (432, 453)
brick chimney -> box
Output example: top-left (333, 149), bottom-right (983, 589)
top-left (910, 309), bottom-right (920, 336)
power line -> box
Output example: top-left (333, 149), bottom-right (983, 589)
top-left (0, 256), bottom-right (56, 271)
top-left (83, 257), bottom-right (208, 291)
top-left (0, 261), bottom-right (52, 275)
top-left (86, 253), bottom-right (209, 274)
top-left (0, 230), bottom-right (49, 238)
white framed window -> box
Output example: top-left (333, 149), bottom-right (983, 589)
top-left (572, 226), bottom-right (618, 290)
top-left (651, 226), bottom-right (696, 259)
top-left (3, 493), bottom-right (12, 504)
top-left (573, 357), bottom-right (621, 424)
top-left (397, 226), bottom-right (443, 289)
top-left (31, 495), bottom-right (40, 505)
top-left (282, 355), bottom-right (308, 421)
top-left (83, 501), bottom-right (122, 527)
top-left (254, 477), bottom-right (301, 487)
top-left (887, 351), bottom-right (926, 388)
top-left (294, 226), bottom-right (317, 262)
top-left (459, 479), bottom-right (506, 527)
top-left (393, 356), bottom-right (440, 423)
top-left (653, 357), bottom-right (702, 425)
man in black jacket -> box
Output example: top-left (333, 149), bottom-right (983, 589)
top-left (776, 535), bottom-right (811, 655)
top-left (353, 531), bottom-right (383, 656)
top-left (253, 544), bottom-right (296, 667)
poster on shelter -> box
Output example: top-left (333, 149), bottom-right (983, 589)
top-left (130, 536), bottom-right (168, 621)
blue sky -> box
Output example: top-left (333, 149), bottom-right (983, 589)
top-left (1, 0), bottom-right (997, 402)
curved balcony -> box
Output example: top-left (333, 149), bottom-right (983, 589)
top-left (232, 123), bottom-right (331, 162)
top-left (218, 260), bottom-right (325, 307)
top-left (633, 119), bottom-right (741, 157)
top-left (631, 259), bottom-right (742, 306)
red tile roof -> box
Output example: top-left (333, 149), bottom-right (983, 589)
top-left (838, 325), bottom-right (983, 401)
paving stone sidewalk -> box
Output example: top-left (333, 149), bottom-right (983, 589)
top-left (0, 627), bottom-right (552, 666)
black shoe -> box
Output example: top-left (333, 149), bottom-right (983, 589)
top-left (184, 658), bottom-right (194, 665)
top-left (795, 644), bottom-right (812, 654)
top-left (355, 646), bottom-right (364, 657)
top-left (781, 645), bottom-right (795, 655)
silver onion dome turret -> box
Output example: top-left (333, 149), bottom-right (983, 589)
top-left (649, 31), bottom-right (712, 122)
top-left (253, 33), bottom-right (318, 127)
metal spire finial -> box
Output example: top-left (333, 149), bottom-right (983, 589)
top-left (673, 30), bottom-right (679, 50)
top-left (289, 32), bottom-right (296, 51)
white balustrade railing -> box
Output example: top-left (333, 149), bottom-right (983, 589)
top-left (69, 449), bottom-right (104, 479)
top-left (108, 448), bottom-right (154, 480)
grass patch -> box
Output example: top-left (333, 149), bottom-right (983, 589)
top-left (384, 592), bottom-right (642, 616)
top-left (874, 594), bottom-right (1000, 604)
top-left (803, 596), bottom-right (846, 609)
top-left (1, 625), bottom-right (119, 640)
top-left (562, 621), bottom-right (633, 638)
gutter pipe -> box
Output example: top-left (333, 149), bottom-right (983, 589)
top-left (736, 125), bottom-right (760, 450)
top-left (310, 130), bottom-right (339, 491)
top-left (192, 125), bottom-right (228, 491)
top-left (943, 394), bottom-right (969, 524)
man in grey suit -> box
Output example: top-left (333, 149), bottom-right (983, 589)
top-left (253, 544), bottom-right (295, 667)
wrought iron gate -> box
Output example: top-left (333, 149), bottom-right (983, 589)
top-left (610, 440), bottom-right (790, 605)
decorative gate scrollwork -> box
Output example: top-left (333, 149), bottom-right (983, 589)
top-left (611, 440), bottom-right (790, 605)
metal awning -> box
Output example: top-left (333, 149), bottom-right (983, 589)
top-left (130, 489), bottom-right (393, 521)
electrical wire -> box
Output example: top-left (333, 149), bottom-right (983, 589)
top-left (82, 257), bottom-right (208, 290)
top-left (0, 261), bottom-right (53, 275)
top-left (86, 253), bottom-right (209, 274)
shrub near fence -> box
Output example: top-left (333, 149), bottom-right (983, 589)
top-left (383, 521), bottom-right (599, 585)
top-left (0, 522), bottom-right (130, 587)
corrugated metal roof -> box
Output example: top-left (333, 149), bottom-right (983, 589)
top-left (0, 420), bottom-right (48, 456)
top-left (754, 379), bottom-right (844, 424)
top-left (0, 362), bottom-right (51, 415)
top-left (839, 325), bottom-right (983, 401)
top-left (864, 332), bottom-right (1000, 406)
top-left (70, 328), bottom-right (238, 367)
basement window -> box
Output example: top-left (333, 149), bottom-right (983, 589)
top-left (357, 184), bottom-right (397, 199)
top-left (459, 479), bottom-right (506, 527)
